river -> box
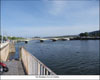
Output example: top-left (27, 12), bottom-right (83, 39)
top-left (10, 40), bottom-right (99, 75)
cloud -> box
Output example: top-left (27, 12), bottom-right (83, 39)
top-left (45, 0), bottom-right (67, 15)
top-left (46, 0), bottom-right (99, 16)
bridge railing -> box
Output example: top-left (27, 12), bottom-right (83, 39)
top-left (20, 47), bottom-right (56, 75)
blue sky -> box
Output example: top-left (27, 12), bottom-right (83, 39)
top-left (1, 0), bottom-right (99, 37)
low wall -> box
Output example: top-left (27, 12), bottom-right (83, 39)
top-left (20, 47), bottom-right (56, 75)
top-left (9, 42), bottom-right (16, 53)
top-left (0, 42), bottom-right (10, 61)
top-left (0, 41), bottom-right (15, 61)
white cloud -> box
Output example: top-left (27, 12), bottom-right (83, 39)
top-left (45, 0), bottom-right (67, 15)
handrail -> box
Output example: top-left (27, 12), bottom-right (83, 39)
top-left (20, 47), bottom-right (56, 75)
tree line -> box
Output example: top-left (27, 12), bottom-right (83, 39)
top-left (0, 35), bottom-right (25, 41)
top-left (79, 31), bottom-right (100, 37)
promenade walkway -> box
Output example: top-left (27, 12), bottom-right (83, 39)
top-left (3, 60), bottom-right (25, 75)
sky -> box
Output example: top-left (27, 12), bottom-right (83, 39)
top-left (1, 0), bottom-right (99, 37)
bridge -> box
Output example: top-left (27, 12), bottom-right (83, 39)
top-left (0, 42), bottom-right (56, 75)
top-left (13, 37), bottom-right (71, 43)
top-left (39, 37), bottom-right (70, 42)
top-left (11, 39), bottom-right (32, 44)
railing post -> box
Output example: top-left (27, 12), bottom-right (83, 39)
top-left (42, 66), bottom-right (44, 75)
top-left (43, 67), bottom-right (45, 75)
top-left (34, 60), bottom-right (38, 75)
top-left (40, 64), bottom-right (43, 75)
top-left (46, 69), bottom-right (49, 75)
top-left (19, 47), bottom-right (22, 61)
top-left (38, 62), bottom-right (41, 75)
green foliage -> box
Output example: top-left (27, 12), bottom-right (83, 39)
top-left (90, 31), bottom-right (100, 37)
top-left (84, 32), bottom-right (88, 37)
top-left (79, 32), bottom-right (88, 37)
top-left (0, 35), bottom-right (8, 41)
top-left (0, 35), bottom-right (25, 41)
top-left (8, 36), bottom-right (25, 40)
top-left (0, 35), bottom-right (1, 41)
top-left (79, 31), bottom-right (100, 37)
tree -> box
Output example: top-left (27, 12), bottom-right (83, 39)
top-left (79, 33), bottom-right (84, 37)
top-left (84, 32), bottom-right (88, 37)
top-left (79, 32), bottom-right (88, 37)
top-left (0, 35), bottom-right (1, 40)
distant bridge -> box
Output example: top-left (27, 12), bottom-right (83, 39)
top-left (14, 39), bottom-right (31, 43)
top-left (39, 37), bottom-right (71, 42)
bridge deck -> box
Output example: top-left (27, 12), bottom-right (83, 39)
top-left (3, 60), bottom-right (25, 75)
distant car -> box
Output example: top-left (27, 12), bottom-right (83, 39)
top-left (0, 62), bottom-right (9, 74)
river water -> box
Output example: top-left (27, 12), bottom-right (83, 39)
top-left (11, 40), bottom-right (99, 75)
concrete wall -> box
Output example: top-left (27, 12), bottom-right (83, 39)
top-left (0, 42), bottom-right (10, 61)
top-left (0, 41), bottom-right (15, 61)
top-left (20, 47), bottom-right (56, 75)
top-left (9, 42), bottom-right (16, 53)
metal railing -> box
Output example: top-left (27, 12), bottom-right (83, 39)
top-left (20, 47), bottom-right (56, 75)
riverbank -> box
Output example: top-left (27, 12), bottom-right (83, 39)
top-left (70, 37), bottom-right (100, 40)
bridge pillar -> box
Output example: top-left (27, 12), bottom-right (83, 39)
top-left (40, 40), bottom-right (44, 42)
top-left (25, 41), bottom-right (28, 43)
top-left (61, 39), bottom-right (66, 41)
top-left (52, 39), bottom-right (57, 42)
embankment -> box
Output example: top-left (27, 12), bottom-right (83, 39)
top-left (0, 41), bottom-right (15, 61)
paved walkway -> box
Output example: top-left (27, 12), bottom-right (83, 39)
top-left (3, 60), bottom-right (25, 75)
